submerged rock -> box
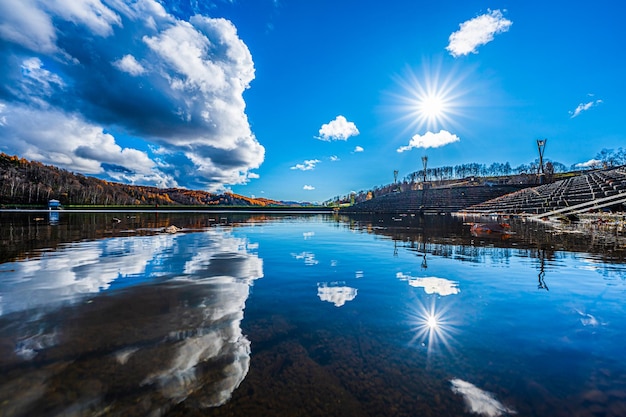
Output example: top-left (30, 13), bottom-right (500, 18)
top-left (164, 225), bottom-right (180, 234)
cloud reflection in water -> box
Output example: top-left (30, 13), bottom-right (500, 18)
top-left (317, 282), bottom-right (358, 307)
top-left (396, 272), bottom-right (460, 296)
top-left (0, 229), bottom-right (262, 414)
top-left (450, 378), bottom-right (516, 416)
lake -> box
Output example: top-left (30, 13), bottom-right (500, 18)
top-left (1, 211), bottom-right (625, 417)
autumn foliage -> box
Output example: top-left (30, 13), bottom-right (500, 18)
top-left (0, 153), bottom-right (282, 207)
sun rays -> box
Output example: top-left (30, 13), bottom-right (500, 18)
top-left (388, 61), bottom-right (470, 136)
top-left (407, 296), bottom-right (458, 356)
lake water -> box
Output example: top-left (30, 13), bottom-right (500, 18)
top-left (1, 211), bottom-right (626, 417)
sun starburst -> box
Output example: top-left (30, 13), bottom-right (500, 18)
top-left (388, 61), bottom-right (469, 135)
top-left (407, 296), bottom-right (458, 357)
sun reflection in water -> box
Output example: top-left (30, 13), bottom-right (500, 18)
top-left (408, 297), bottom-right (457, 357)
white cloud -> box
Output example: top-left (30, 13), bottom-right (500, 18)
top-left (450, 379), bottom-right (516, 417)
top-left (317, 115), bottom-right (359, 141)
top-left (569, 99), bottom-right (603, 118)
top-left (397, 130), bottom-right (460, 152)
top-left (290, 159), bottom-right (321, 171)
top-left (303, 185), bottom-right (315, 190)
top-left (0, 102), bottom-right (165, 179)
top-left (47, 0), bottom-right (121, 37)
top-left (330, 155), bottom-right (339, 162)
top-left (354, 146), bottom-right (364, 153)
top-left (113, 54), bottom-right (146, 76)
top-left (447, 10), bottom-right (512, 57)
top-left (317, 283), bottom-right (357, 307)
top-left (396, 273), bottom-right (460, 296)
top-left (0, 0), bottom-right (60, 53)
top-left (575, 158), bottom-right (602, 168)
top-left (21, 57), bottom-right (64, 87)
top-left (0, 0), bottom-right (264, 191)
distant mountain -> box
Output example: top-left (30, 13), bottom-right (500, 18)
top-left (0, 153), bottom-right (284, 207)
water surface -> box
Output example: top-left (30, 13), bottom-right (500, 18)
top-left (1, 211), bottom-right (625, 416)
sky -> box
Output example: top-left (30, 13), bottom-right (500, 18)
top-left (0, 0), bottom-right (624, 202)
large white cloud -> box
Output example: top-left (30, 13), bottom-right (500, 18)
top-left (397, 130), bottom-right (460, 152)
top-left (317, 115), bottom-right (359, 141)
top-left (0, 0), bottom-right (264, 191)
top-left (0, 102), bottom-right (176, 186)
top-left (447, 10), bottom-right (512, 57)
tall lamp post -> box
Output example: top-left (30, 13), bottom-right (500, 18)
top-left (394, 170), bottom-right (399, 192)
top-left (421, 155), bottom-right (428, 183)
top-left (537, 139), bottom-right (547, 184)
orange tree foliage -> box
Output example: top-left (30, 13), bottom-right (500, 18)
top-left (0, 153), bottom-right (279, 206)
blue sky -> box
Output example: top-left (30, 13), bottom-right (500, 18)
top-left (0, 1), bottom-right (624, 202)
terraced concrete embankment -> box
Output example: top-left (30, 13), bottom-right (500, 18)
top-left (463, 167), bottom-right (626, 215)
top-left (341, 185), bottom-right (525, 214)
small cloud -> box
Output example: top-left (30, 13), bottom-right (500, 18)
top-left (247, 172), bottom-right (260, 179)
top-left (303, 185), bottom-right (315, 190)
top-left (317, 115), bottom-right (359, 141)
top-left (20, 57), bottom-right (65, 96)
top-left (330, 155), bottom-right (339, 162)
top-left (397, 130), bottom-right (460, 152)
top-left (354, 146), bottom-right (364, 153)
top-left (112, 54), bottom-right (146, 76)
top-left (447, 9), bottom-right (512, 57)
top-left (290, 159), bottom-right (321, 171)
top-left (575, 159), bottom-right (602, 168)
top-left (569, 99), bottom-right (602, 118)
top-left (450, 379), bottom-right (516, 417)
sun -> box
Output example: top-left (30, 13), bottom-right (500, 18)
top-left (387, 61), bottom-right (468, 134)
top-left (419, 93), bottom-right (448, 124)
top-left (426, 313), bottom-right (439, 329)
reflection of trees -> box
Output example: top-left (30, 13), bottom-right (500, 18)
top-left (0, 212), bottom-right (324, 264)
top-left (338, 213), bottom-right (626, 264)
top-left (0, 229), bottom-right (263, 415)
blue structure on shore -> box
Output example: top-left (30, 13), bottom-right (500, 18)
top-left (48, 199), bottom-right (61, 210)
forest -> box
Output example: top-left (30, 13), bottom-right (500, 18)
top-left (0, 153), bottom-right (281, 207)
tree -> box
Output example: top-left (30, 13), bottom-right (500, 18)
top-left (596, 148), bottom-right (618, 168)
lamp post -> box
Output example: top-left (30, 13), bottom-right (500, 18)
top-left (537, 139), bottom-right (547, 184)
top-left (421, 155), bottom-right (428, 182)
top-left (394, 170), bottom-right (399, 192)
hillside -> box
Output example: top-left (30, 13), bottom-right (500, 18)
top-left (0, 153), bottom-right (283, 207)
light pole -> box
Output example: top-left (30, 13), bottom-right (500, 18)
top-left (394, 170), bottom-right (399, 192)
top-left (421, 155), bottom-right (428, 182)
top-left (537, 139), bottom-right (547, 184)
